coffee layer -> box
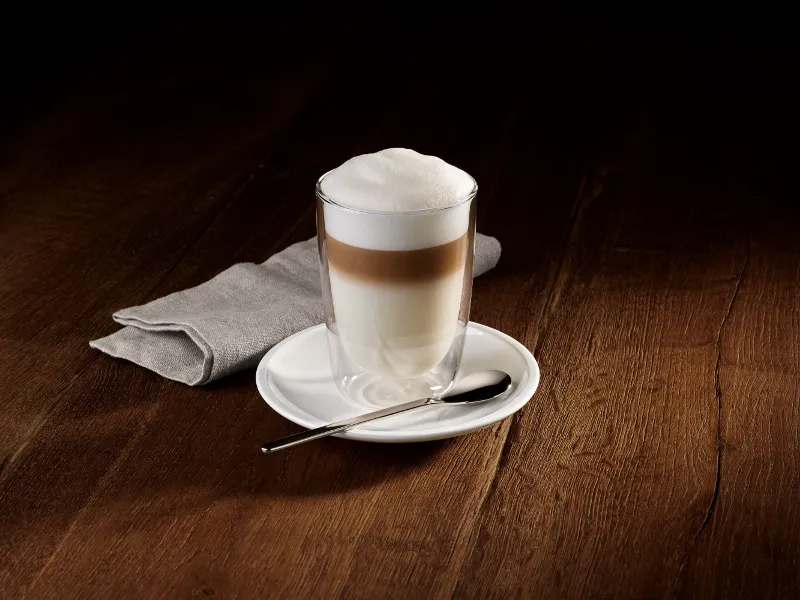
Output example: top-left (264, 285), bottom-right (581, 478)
top-left (326, 233), bottom-right (467, 284)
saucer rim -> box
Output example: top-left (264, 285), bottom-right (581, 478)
top-left (256, 321), bottom-right (540, 443)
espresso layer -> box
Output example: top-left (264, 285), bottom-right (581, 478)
top-left (326, 233), bottom-right (467, 284)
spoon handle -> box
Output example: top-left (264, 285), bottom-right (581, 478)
top-left (261, 397), bottom-right (432, 453)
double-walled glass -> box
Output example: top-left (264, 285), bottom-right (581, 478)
top-left (316, 171), bottom-right (478, 408)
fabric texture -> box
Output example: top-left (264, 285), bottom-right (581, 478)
top-left (90, 234), bottom-right (502, 385)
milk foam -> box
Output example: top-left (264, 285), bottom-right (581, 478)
top-left (321, 148), bottom-right (475, 212)
top-left (319, 148), bottom-right (476, 251)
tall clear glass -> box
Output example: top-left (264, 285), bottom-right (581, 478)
top-left (316, 171), bottom-right (478, 408)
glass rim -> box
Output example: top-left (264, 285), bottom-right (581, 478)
top-left (315, 169), bottom-right (478, 216)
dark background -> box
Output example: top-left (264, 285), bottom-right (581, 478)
top-left (2, 4), bottom-right (798, 194)
top-left (3, 6), bottom-right (798, 101)
top-left (3, 6), bottom-right (798, 226)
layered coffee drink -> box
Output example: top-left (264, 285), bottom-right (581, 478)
top-left (317, 148), bottom-right (476, 402)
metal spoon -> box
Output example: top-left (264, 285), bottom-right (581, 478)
top-left (261, 370), bottom-right (512, 453)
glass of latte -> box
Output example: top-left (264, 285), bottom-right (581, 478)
top-left (316, 148), bottom-right (477, 407)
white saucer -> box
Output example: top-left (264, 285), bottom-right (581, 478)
top-left (256, 322), bottom-right (540, 443)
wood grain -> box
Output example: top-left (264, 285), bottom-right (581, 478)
top-left (453, 104), bottom-right (756, 598)
top-left (674, 138), bottom-right (800, 597)
top-left (1, 12), bottom-right (799, 600)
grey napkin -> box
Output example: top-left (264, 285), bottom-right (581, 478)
top-left (90, 234), bottom-right (501, 385)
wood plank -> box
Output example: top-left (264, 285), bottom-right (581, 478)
top-left (451, 105), bottom-right (753, 597)
top-left (674, 236), bottom-right (800, 598)
top-left (0, 18), bottom-right (330, 465)
top-left (0, 20), bottom-right (342, 593)
top-left (674, 152), bottom-right (800, 596)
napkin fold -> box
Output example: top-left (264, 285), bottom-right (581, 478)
top-left (90, 234), bottom-right (501, 385)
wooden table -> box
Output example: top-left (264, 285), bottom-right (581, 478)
top-left (2, 13), bottom-right (799, 599)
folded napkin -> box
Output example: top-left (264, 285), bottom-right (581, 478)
top-left (90, 234), bottom-right (501, 385)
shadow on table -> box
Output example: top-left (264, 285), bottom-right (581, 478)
top-left (199, 369), bottom-right (458, 498)
top-left (0, 357), bottom-right (465, 540)
top-left (252, 435), bottom-right (454, 498)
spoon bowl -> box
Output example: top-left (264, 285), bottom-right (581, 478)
top-left (436, 370), bottom-right (512, 404)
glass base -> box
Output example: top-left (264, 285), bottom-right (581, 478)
top-left (336, 372), bottom-right (454, 409)
top-left (327, 322), bottom-right (467, 408)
